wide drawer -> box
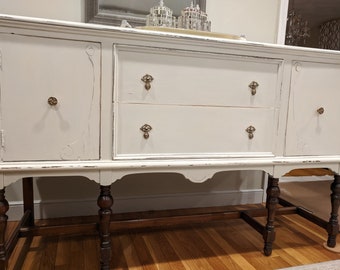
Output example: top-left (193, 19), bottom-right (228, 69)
top-left (115, 45), bottom-right (281, 108)
top-left (114, 104), bottom-right (277, 159)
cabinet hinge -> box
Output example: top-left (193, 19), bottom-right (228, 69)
top-left (0, 130), bottom-right (4, 148)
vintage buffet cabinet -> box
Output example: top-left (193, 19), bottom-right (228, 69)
top-left (0, 14), bottom-right (340, 269)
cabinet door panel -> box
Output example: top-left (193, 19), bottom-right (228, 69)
top-left (285, 61), bottom-right (340, 156)
top-left (114, 104), bottom-right (276, 158)
top-left (0, 34), bottom-right (100, 161)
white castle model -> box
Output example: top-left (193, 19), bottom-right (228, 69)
top-left (146, 0), bottom-right (176, 28)
top-left (146, 1), bottom-right (211, 32)
top-left (178, 1), bottom-right (211, 31)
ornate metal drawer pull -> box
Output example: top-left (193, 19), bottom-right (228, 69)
top-left (246, 126), bottom-right (256, 139)
top-left (141, 74), bottom-right (154, 90)
top-left (249, 81), bottom-right (259, 95)
top-left (140, 124), bottom-right (152, 139)
top-left (47, 96), bottom-right (58, 106)
top-left (317, 107), bottom-right (325, 115)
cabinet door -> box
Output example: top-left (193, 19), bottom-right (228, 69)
top-left (0, 34), bottom-right (100, 161)
top-left (285, 61), bottom-right (340, 156)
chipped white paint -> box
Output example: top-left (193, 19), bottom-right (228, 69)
top-left (0, 34), bottom-right (100, 163)
top-left (0, 49), bottom-right (2, 71)
top-left (0, 130), bottom-right (4, 148)
top-left (0, 14), bottom-right (340, 188)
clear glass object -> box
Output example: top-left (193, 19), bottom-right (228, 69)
top-left (146, 0), bottom-right (176, 28)
top-left (145, 0), bottom-right (211, 32)
top-left (178, 1), bottom-right (211, 31)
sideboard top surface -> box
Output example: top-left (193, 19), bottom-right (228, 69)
top-left (0, 14), bottom-right (339, 61)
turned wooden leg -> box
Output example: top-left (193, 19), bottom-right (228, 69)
top-left (0, 188), bottom-right (9, 270)
top-left (97, 185), bottom-right (113, 270)
top-left (327, 174), bottom-right (340, 248)
top-left (23, 177), bottom-right (35, 227)
top-left (263, 175), bottom-right (280, 256)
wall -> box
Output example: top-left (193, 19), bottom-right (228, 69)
top-left (0, 0), bottom-right (281, 220)
top-left (207, 0), bottom-right (282, 43)
top-left (0, 0), bottom-right (85, 22)
top-left (0, 0), bottom-right (282, 43)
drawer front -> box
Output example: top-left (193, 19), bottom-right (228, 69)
top-left (115, 46), bottom-right (281, 108)
top-left (0, 34), bottom-right (101, 161)
top-left (285, 61), bottom-right (340, 156)
top-left (114, 104), bottom-right (276, 158)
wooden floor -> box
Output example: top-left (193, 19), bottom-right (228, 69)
top-left (6, 208), bottom-right (340, 270)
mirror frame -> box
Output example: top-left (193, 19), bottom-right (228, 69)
top-left (85, 0), bottom-right (206, 27)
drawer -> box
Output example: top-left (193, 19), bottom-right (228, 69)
top-left (286, 61), bottom-right (340, 156)
top-left (115, 46), bottom-right (281, 108)
top-left (0, 34), bottom-right (101, 161)
top-left (114, 104), bottom-right (277, 159)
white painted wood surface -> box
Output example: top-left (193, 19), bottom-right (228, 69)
top-left (115, 104), bottom-right (276, 158)
top-left (0, 34), bottom-right (100, 161)
top-left (115, 45), bottom-right (281, 108)
top-left (0, 14), bottom-right (340, 188)
top-left (286, 61), bottom-right (340, 156)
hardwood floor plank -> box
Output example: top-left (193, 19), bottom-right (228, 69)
top-left (227, 220), bottom-right (292, 270)
top-left (277, 216), bottom-right (340, 262)
top-left (281, 214), bottom-right (328, 242)
top-left (214, 219), bottom-right (261, 253)
top-left (163, 227), bottom-right (217, 270)
top-left (55, 236), bottom-right (85, 270)
top-left (83, 236), bottom-right (100, 270)
top-left (8, 237), bottom-right (33, 270)
top-left (69, 236), bottom-right (86, 270)
top-left (20, 236), bottom-right (44, 270)
top-left (281, 215), bottom-right (340, 260)
top-left (193, 225), bottom-right (244, 270)
top-left (54, 236), bottom-right (70, 269)
top-left (203, 225), bottom-right (257, 270)
top-left (129, 232), bottom-right (159, 270)
top-left (142, 231), bottom-right (187, 270)
top-left (173, 226), bottom-right (229, 270)
top-left (112, 233), bottom-right (129, 269)
top-left (214, 220), bottom-right (268, 269)
top-left (238, 218), bottom-right (301, 268)
top-left (6, 207), bottom-right (340, 269)
top-left (272, 221), bottom-right (319, 265)
top-left (38, 236), bottom-right (58, 270)
top-left (119, 234), bottom-right (144, 270)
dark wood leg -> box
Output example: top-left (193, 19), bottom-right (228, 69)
top-left (263, 175), bottom-right (280, 256)
top-left (97, 185), bottom-right (113, 270)
top-left (0, 188), bottom-right (9, 270)
top-left (327, 174), bottom-right (340, 248)
top-left (22, 177), bottom-right (35, 227)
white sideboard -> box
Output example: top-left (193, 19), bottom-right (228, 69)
top-left (0, 15), bottom-right (340, 269)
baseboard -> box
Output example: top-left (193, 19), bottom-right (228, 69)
top-left (7, 189), bottom-right (264, 220)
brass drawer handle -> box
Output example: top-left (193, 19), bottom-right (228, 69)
top-left (249, 81), bottom-right (259, 95)
top-left (317, 107), bottom-right (324, 115)
top-left (47, 96), bottom-right (58, 106)
top-left (141, 74), bottom-right (154, 90)
top-left (246, 126), bottom-right (256, 139)
top-left (140, 124), bottom-right (152, 139)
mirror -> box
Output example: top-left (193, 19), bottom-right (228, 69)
top-left (284, 0), bottom-right (340, 50)
top-left (86, 0), bottom-right (206, 27)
